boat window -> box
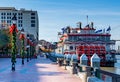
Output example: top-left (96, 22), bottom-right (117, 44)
top-left (69, 46), bottom-right (73, 50)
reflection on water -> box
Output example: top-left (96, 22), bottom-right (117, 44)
top-left (101, 67), bottom-right (120, 75)
top-left (115, 55), bottom-right (120, 67)
top-left (98, 55), bottom-right (120, 82)
top-left (101, 55), bottom-right (120, 75)
top-left (115, 55), bottom-right (120, 63)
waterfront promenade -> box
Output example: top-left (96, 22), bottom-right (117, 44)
top-left (0, 56), bottom-right (82, 82)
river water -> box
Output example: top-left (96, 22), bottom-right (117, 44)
top-left (115, 55), bottom-right (120, 68)
top-left (101, 55), bottom-right (120, 75)
top-left (99, 55), bottom-right (120, 82)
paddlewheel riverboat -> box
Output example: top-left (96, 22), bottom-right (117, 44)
top-left (57, 22), bottom-right (116, 66)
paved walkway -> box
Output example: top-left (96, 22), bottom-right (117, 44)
top-left (0, 56), bottom-right (82, 82)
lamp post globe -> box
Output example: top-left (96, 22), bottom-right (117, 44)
top-left (12, 14), bottom-right (17, 24)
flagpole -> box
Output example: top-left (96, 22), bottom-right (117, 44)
top-left (87, 15), bottom-right (88, 25)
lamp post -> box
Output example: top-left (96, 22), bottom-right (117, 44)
top-left (19, 28), bottom-right (25, 65)
top-left (29, 39), bottom-right (35, 59)
top-left (26, 34), bottom-right (30, 62)
top-left (10, 14), bottom-right (18, 71)
top-left (29, 39), bottom-right (32, 60)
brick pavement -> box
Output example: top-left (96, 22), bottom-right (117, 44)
top-left (0, 57), bottom-right (82, 82)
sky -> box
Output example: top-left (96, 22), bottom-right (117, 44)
top-left (0, 0), bottom-right (120, 48)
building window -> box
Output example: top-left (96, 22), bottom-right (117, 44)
top-left (1, 16), bottom-right (3, 19)
top-left (2, 16), bottom-right (6, 19)
top-left (31, 17), bottom-right (35, 19)
top-left (69, 46), bottom-right (73, 50)
top-left (7, 20), bottom-right (9, 23)
top-left (18, 20), bottom-right (22, 23)
top-left (18, 17), bottom-right (22, 19)
top-left (18, 13), bottom-right (20, 15)
top-left (1, 13), bottom-right (3, 15)
top-left (13, 13), bottom-right (17, 15)
top-left (18, 24), bottom-right (22, 27)
top-left (31, 24), bottom-right (35, 27)
top-left (18, 24), bottom-right (20, 27)
top-left (31, 20), bottom-right (35, 23)
top-left (31, 13), bottom-right (35, 15)
top-left (7, 17), bottom-right (11, 19)
top-left (18, 13), bottom-right (23, 16)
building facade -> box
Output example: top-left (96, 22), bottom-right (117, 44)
top-left (0, 7), bottom-right (39, 40)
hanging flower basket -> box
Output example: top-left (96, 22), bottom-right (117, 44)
top-left (9, 24), bottom-right (18, 34)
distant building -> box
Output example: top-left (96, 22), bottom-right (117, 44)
top-left (0, 7), bottom-right (39, 40)
top-left (38, 40), bottom-right (52, 49)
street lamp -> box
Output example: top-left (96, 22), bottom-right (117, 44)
top-left (26, 34), bottom-right (30, 62)
top-left (29, 39), bottom-right (35, 59)
top-left (19, 28), bottom-right (25, 65)
top-left (29, 39), bottom-right (32, 60)
top-left (9, 14), bottom-right (18, 71)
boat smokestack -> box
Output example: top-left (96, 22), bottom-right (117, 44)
top-left (66, 26), bottom-right (71, 33)
top-left (91, 22), bottom-right (94, 28)
top-left (77, 22), bottom-right (82, 29)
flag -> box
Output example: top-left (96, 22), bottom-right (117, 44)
top-left (85, 24), bottom-right (89, 27)
top-left (106, 26), bottom-right (111, 31)
top-left (95, 29), bottom-right (102, 33)
top-left (61, 27), bottom-right (67, 34)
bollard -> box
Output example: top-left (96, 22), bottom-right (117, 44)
top-left (71, 54), bottom-right (78, 74)
top-left (80, 53), bottom-right (88, 65)
top-left (91, 53), bottom-right (100, 77)
top-left (56, 54), bottom-right (64, 66)
top-left (66, 54), bottom-right (72, 66)
top-left (91, 53), bottom-right (100, 68)
top-left (78, 65), bottom-right (94, 82)
top-left (63, 54), bottom-right (67, 70)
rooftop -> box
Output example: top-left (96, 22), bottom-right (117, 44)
top-left (0, 7), bottom-right (16, 10)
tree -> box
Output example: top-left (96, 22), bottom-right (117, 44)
top-left (0, 28), bottom-right (11, 48)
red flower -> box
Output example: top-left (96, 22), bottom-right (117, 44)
top-left (19, 34), bottom-right (25, 40)
top-left (9, 24), bottom-right (18, 34)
